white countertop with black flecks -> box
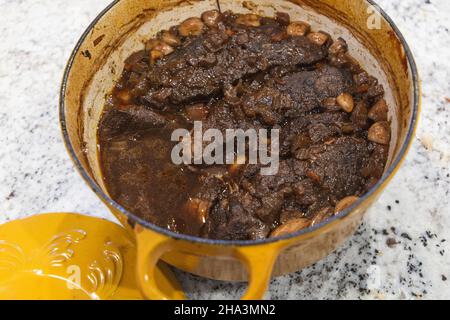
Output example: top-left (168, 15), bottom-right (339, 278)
top-left (0, 0), bottom-right (449, 300)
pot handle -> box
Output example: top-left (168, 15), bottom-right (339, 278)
top-left (136, 228), bottom-right (185, 300)
top-left (136, 227), bottom-right (282, 300)
top-left (235, 246), bottom-right (280, 300)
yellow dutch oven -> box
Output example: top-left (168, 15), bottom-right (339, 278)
top-left (58, 0), bottom-right (420, 300)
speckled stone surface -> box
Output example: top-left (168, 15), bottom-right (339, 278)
top-left (0, 0), bottom-right (449, 300)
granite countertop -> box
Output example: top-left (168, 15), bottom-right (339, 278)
top-left (0, 0), bottom-right (449, 300)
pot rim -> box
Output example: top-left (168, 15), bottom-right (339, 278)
top-left (59, 0), bottom-right (420, 247)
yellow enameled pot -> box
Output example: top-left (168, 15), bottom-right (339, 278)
top-left (60, 0), bottom-right (420, 300)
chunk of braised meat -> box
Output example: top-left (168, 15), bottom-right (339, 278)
top-left (99, 106), bottom-right (167, 138)
top-left (248, 160), bottom-right (302, 195)
top-left (251, 137), bottom-right (369, 218)
top-left (203, 193), bottom-right (270, 240)
top-left (124, 50), bottom-right (150, 74)
top-left (361, 143), bottom-right (389, 180)
top-left (256, 186), bottom-right (293, 223)
top-left (243, 160), bottom-right (304, 224)
top-left (239, 85), bottom-right (291, 125)
top-left (199, 101), bottom-right (265, 146)
top-left (199, 133), bottom-right (374, 240)
top-left (236, 65), bottom-right (353, 125)
top-left (142, 23), bottom-right (327, 106)
top-left (351, 100), bottom-right (369, 130)
top-left (280, 65), bottom-right (353, 116)
top-left (200, 135), bottom-right (373, 240)
top-left (200, 101), bottom-right (236, 133)
top-left (353, 71), bottom-right (385, 100)
top-left (280, 112), bottom-right (349, 156)
top-left (119, 105), bottom-right (167, 126)
top-left (99, 109), bottom-right (131, 138)
top-left (203, 161), bottom-right (301, 240)
top-left (184, 174), bottom-right (227, 227)
top-left (307, 136), bottom-right (371, 201)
